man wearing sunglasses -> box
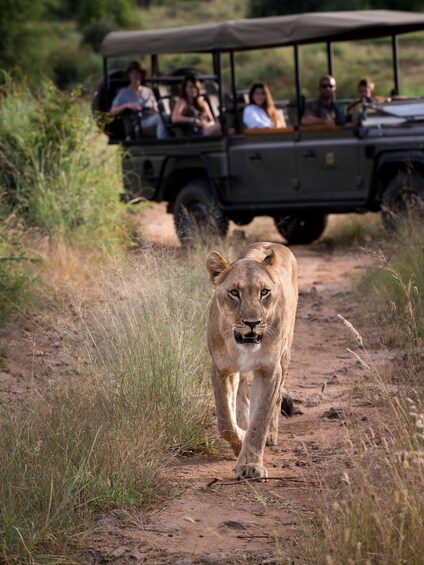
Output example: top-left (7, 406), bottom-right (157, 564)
top-left (301, 75), bottom-right (337, 126)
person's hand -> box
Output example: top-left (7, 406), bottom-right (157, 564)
top-left (127, 102), bottom-right (142, 112)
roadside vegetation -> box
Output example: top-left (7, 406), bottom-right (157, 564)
top-left (307, 216), bottom-right (424, 564)
top-left (2, 2), bottom-right (424, 563)
top-left (321, 213), bottom-right (386, 250)
top-left (0, 244), bottom-right (215, 563)
top-left (0, 75), bottom-right (124, 320)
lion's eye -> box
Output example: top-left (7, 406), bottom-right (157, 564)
top-left (260, 288), bottom-right (270, 297)
top-left (229, 289), bottom-right (240, 298)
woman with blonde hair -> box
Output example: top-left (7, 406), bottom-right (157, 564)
top-left (171, 75), bottom-right (221, 136)
top-left (243, 81), bottom-right (285, 128)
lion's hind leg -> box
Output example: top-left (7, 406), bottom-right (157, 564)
top-left (266, 352), bottom-right (291, 446)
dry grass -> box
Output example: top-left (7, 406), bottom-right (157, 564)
top-left (0, 242), bottom-right (216, 563)
top-left (305, 218), bottom-right (424, 564)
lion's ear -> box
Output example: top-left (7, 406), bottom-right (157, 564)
top-left (206, 251), bottom-right (229, 284)
top-left (261, 250), bottom-right (276, 267)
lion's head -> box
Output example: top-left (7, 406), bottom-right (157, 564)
top-left (206, 249), bottom-right (282, 347)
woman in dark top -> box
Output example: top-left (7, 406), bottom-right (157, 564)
top-left (171, 76), bottom-right (221, 136)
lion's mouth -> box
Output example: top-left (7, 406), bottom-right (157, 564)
top-left (234, 331), bottom-right (263, 345)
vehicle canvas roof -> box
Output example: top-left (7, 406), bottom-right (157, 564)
top-left (101, 10), bottom-right (424, 57)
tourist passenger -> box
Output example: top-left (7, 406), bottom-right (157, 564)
top-left (347, 76), bottom-right (382, 121)
top-left (243, 82), bottom-right (285, 128)
top-left (356, 76), bottom-right (376, 102)
top-left (171, 75), bottom-right (221, 136)
top-left (301, 75), bottom-right (337, 126)
top-left (110, 61), bottom-right (167, 139)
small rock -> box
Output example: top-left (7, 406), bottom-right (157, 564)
top-left (45, 359), bottom-right (65, 367)
top-left (223, 519), bottom-right (246, 530)
top-left (110, 547), bottom-right (127, 558)
top-left (129, 552), bottom-right (144, 560)
top-left (201, 553), bottom-right (227, 564)
top-left (321, 406), bottom-right (347, 420)
top-left (173, 559), bottom-right (193, 565)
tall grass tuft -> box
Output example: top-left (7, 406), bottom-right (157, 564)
top-left (0, 245), bottom-right (215, 563)
top-left (359, 218), bottom-right (424, 353)
top-left (0, 74), bottom-right (123, 246)
top-left (0, 74), bottom-right (125, 319)
top-left (312, 333), bottom-right (424, 564)
top-left (322, 213), bottom-right (386, 250)
top-left (307, 219), bottom-right (424, 564)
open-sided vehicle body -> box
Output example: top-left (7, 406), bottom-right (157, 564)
top-left (97, 10), bottom-right (424, 243)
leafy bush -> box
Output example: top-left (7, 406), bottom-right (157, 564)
top-left (0, 75), bottom-right (123, 246)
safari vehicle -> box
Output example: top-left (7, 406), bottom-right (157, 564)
top-left (95, 10), bottom-right (424, 244)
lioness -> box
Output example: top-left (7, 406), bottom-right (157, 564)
top-left (206, 242), bottom-right (298, 479)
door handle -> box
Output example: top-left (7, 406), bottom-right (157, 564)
top-left (249, 152), bottom-right (262, 161)
top-left (301, 149), bottom-right (316, 159)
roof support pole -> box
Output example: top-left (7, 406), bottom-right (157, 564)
top-left (391, 35), bottom-right (400, 95)
top-left (294, 43), bottom-right (302, 126)
top-left (229, 50), bottom-right (239, 132)
top-left (326, 41), bottom-right (334, 77)
top-left (213, 51), bottom-right (225, 131)
top-left (151, 54), bottom-right (159, 78)
top-left (103, 57), bottom-right (109, 110)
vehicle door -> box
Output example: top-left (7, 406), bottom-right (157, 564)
top-left (294, 127), bottom-right (367, 201)
top-left (227, 130), bottom-right (297, 203)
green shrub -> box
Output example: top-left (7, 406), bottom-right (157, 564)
top-left (0, 75), bottom-right (123, 247)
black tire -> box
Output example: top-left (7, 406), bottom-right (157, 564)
top-left (274, 213), bottom-right (327, 245)
top-left (381, 171), bottom-right (424, 231)
top-left (173, 180), bottom-right (229, 244)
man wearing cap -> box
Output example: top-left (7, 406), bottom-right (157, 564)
top-left (301, 75), bottom-right (337, 126)
top-left (110, 61), bottom-right (167, 139)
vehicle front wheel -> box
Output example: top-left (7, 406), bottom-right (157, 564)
top-left (274, 214), bottom-right (327, 245)
top-left (173, 180), bottom-right (229, 244)
top-left (381, 171), bottom-right (424, 231)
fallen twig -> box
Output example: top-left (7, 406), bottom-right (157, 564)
top-left (207, 476), bottom-right (306, 486)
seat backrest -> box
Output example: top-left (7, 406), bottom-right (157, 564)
top-left (286, 95), bottom-right (305, 127)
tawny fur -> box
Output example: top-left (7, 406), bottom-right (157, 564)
top-left (206, 242), bottom-right (298, 479)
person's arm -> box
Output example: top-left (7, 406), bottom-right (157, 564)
top-left (243, 105), bottom-right (272, 128)
top-left (171, 99), bottom-right (201, 127)
top-left (143, 89), bottom-right (159, 113)
top-left (199, 99), bottom-right (216, 127)
top-left (273, 109), bottom-right (286, 128)
top-left (300, 113), bottom-right (328, 126)
top-left (110, 90), bottom-right (141, 116)
top-left (301, 105), bottom-right (335, 126)
top-left (110, 101), bottom-right (141, 116)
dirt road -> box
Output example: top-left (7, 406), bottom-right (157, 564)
top-left (1, 206), bottom-right (381, 564)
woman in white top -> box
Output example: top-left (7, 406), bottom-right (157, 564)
top-left (243, 82), bottom-right (285, 129)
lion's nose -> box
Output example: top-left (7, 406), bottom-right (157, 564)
top-left (242, 319), bottom-right (261, 330)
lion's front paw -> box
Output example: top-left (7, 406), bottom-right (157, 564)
top-left (234, 463), bottom-right (268, 480)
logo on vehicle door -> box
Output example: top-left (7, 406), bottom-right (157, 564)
top-left (326, 152), bottom-right (334, 165)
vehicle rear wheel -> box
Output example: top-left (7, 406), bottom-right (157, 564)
top-left (381, 171), bottom-right (424, 231)
top-left (274, 214), bottom-right (327, 245)
top-left (173, 180), bottom-right (229, 244)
